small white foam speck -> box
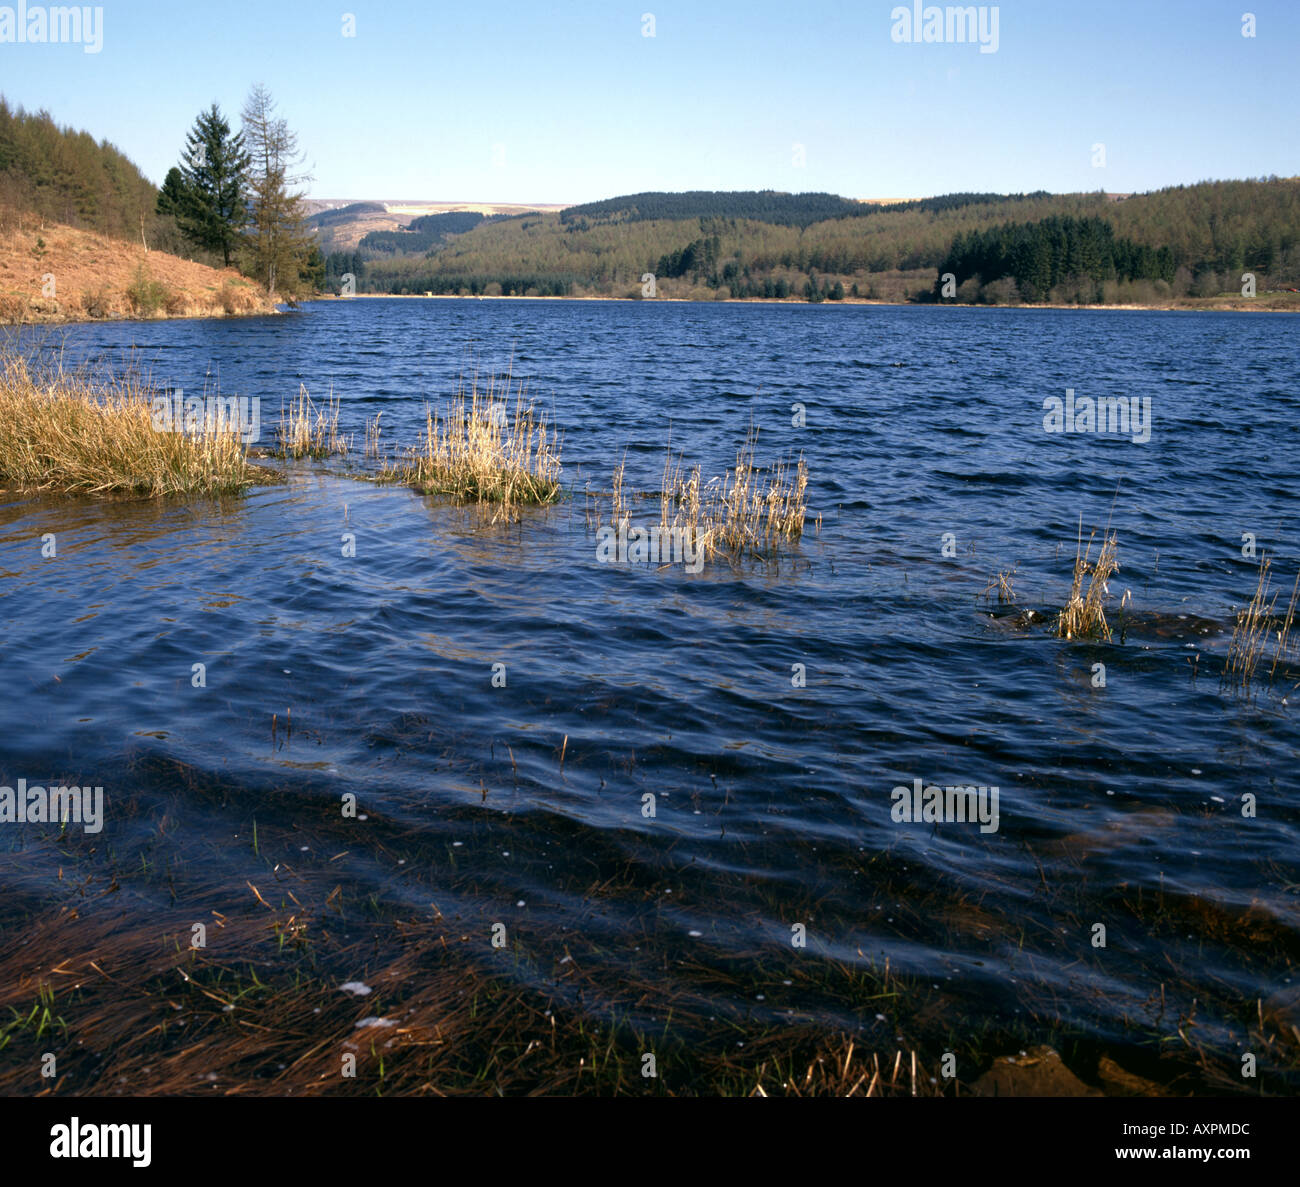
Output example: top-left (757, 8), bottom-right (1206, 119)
top-left (339, 981), bottom-right (371, 996)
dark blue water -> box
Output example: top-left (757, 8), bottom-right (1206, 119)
top-left (3, 299), bottom-right (1298, 1085)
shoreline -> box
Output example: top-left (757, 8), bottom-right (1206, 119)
top-left (4, 293), bottom-right (1295, 330)
top-left (322, 292), bottom-right (1300, 314)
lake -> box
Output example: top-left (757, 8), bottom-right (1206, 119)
top-left (2, 298), bottom-right (1297, 1093)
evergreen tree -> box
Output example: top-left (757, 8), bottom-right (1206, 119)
top-left (176, 104), bottom-right (249, 266)
top-left (156, 166), bottom-right (189, 218)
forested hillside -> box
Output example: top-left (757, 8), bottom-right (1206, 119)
top-left (0, 95), bottom-right (306, 322)
top-left (0, 98), bottom-right (158, 239)
top-left (334, 179), bottom-right (1300, 305)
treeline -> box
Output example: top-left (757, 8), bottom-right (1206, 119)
top-left (0, 97), bottom-right (158, 238)
top-left (2, 93), bottom-right (321, 300)
top-left (561, 188), bottom-right (1055, 229)
top-left (562, 190), bottom-right (864, 229)
top-left (377, 271), bottom-right (575, 297)
top-left (934, 216), bottom-right (1175, 302)
top-left (879, 191), bottom-right (1051, 215)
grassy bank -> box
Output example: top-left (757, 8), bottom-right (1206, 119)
top-left (0, 210), bottom-right (277, 325)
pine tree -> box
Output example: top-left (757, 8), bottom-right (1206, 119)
top-left (176, 104), bottom-right (249, 266)
top-left (156, 166), bottom-right (189, 218)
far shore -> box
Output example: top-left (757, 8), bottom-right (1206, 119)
top-left (4, 291), bottom-right (1295, 331)
top-left (317, 291), bottom-right (1300, 314)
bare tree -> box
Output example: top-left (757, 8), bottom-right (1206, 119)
top-left (240, 84), bottom-right (314, 298)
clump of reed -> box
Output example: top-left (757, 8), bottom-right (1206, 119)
top-left (276, 383), bottom-right (348, 457)
top-left (1057, 522), bottom-right (1123, 640)
top-left (654, 429), bottom-right (811, 562)
top-left (0, 345), bottom-right (254, 497)
top-left (1222, 556), bottom-right (1300, 692)
top-left (382, 371), bottom-right (561, 507)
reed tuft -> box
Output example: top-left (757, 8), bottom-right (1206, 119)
top-left (1057, 522), bottom-right (1121, 640)
top-left (277, 383), bottom-right (348, 458)
top-left (1223, 556), bottom-right (1300, 692)
top-left (0, 345), bottom-right (254, 497)
top-left (382, 370), bottom-right (561, 508)
top-left (656, 428), bottom-right (810, 562)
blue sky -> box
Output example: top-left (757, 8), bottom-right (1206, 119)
top-left (1, 0), bottom-right (1295, 202)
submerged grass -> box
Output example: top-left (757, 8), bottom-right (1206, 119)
top-left (0, 345), bottom-right (256, 496)
top-left (276, 383), bottom-right (348, 458)
top-left (380, 370), bottom-right (561, 509)
top-left (1222, 555), bottom-right (1300, 693)
top-left (604, 429), bottom-right (813, 564)
top-left (660, 430), bottom-right (810, 561)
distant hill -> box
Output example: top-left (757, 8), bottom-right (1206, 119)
top-left (338, 180), bottom-right (1300, 306)
top-left (359, 211), bottom-right (498, 255)
top-left (307, 199), bottom-right (568, 254)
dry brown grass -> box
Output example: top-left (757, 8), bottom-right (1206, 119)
top-left (381, 370), bottom-right (561, 508)
top-left (0, 346), bottom-right (256, 496)
top-left (1057, 522), bottom-right (1123, 640)
top-left (0, 206), bottom-right (276, 325)
top-left (276, 383), bottom-right (349, 458)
